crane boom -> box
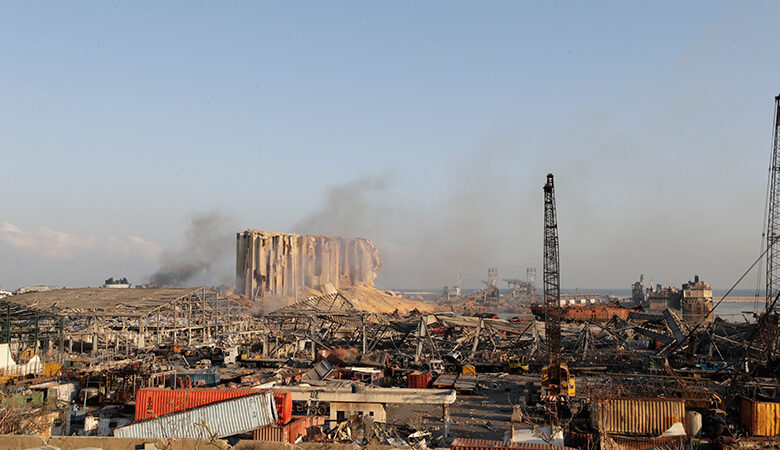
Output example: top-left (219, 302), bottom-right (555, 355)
top-left (543, 173), bottom-right (562, 393)
top-left (767, 95), bottom-right (780, 312)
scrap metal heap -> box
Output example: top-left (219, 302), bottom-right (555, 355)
top-left (0, 276), bottom-right (779, 447)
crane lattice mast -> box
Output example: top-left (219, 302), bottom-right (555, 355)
top-left (767, 95), bottom-right (780, 312)
top-left (543, 173), bottom-right (562, 391)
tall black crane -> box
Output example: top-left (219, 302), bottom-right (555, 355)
top-left (767, 95), bottom-right (780, 312)
top-left (543, 173), bottom-right (563, 395)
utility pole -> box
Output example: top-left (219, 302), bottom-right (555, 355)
top-left (767, 95), bottom-right (780, 312)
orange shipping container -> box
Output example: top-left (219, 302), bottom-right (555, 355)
top-left (136, 388), bottom-right (292, 425)
top-left (135, 388), bottom-right (260, 421)
top-left (273, 390), bottom-right (292, 425)
top-left (741, 397), bottom-right (780, 437)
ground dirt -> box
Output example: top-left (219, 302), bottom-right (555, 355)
top-left (385, 373), bottom-right (540, 446)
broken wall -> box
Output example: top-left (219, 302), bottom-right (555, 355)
top-left (236, 230), bottom-right (381, 302)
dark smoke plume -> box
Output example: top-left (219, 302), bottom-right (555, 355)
top-left (149, 211), bottom-right (235, 287)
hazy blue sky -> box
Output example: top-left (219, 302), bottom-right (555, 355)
top-left (2, 2), bottom-right (780, 291)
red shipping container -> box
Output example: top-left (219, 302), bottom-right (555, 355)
top-left (408, 371), bottom-right (433, 389)
top-left (135, 388), bottom-right (260, 421)
top-left (273, 390), bottom-right (292, 425)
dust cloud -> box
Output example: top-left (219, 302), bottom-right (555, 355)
top-left (251, 292), bottom-right (290, 317)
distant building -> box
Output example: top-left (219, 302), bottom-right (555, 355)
top-left (103, 277), bottom-right (131, 289)
top-left (681, 275), bottom-right (714, 325)
top-left (646, 284), bottom-right (681, 312)
top-left (631, 274), bottom-right (647, 305)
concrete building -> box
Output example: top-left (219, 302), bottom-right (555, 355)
top-left (681, 275), bottom-right (714, 325)
top-left (282, 385), bottom-right (457, 436)
top-left (646, 284), bottom-right (681, 312)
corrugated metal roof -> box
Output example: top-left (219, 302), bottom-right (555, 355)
top-left (115, 392), bottom-right (277, 439)
top-left (450, 438), bottom-right (576, 450)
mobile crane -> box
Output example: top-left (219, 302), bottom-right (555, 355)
top-left (540, 173), bottom-right (575, 400)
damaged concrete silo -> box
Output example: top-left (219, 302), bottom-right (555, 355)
top-left (235, 230), bottom-right (381, 303)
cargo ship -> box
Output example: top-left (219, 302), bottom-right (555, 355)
top-left (530, 300), bottom-right (636, 322)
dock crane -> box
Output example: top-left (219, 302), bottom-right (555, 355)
top-left (540, 173), bottom-right (575, 400)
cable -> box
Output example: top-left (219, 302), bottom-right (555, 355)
top-left (672, 240), bottom-right (776, 354)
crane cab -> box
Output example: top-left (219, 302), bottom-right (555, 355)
top-left (541, 362), bottom-right (575, 399)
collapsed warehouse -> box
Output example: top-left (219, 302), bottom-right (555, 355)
top-left (6, 287), bottom-right (258, 355)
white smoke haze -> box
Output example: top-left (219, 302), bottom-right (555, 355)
top-left (0, 221), bottom-right (161, 260)
top-left (292, 116), bottom-right (764, 291)
top-left (293, 142), bottom-right (537, 290)
top-left (148, 211), bottom-right (236, 287)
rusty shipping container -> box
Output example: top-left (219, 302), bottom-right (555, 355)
top-left (450, 438), bottom-right (577, 450)
top-left (253, 418), bottom-right (293, 444)
top-left (408, 371), bottom-right (433, 389)
top-left (135, 387), bottom-right (259, 421)
top-left (115, 392), bottom-right (277, 439)
top-left (274, 390), bottom-right (292, 425)
top-left (135, 388), bottom-right (292, 425)
top-left (252, 415), bottom-right (326, 444)
top-left (597, 398), bottom-right (685, 436)
top-left (741, 397), bottom-right (780, 437)
top-left (253, 416), bottom-right (303, 444)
